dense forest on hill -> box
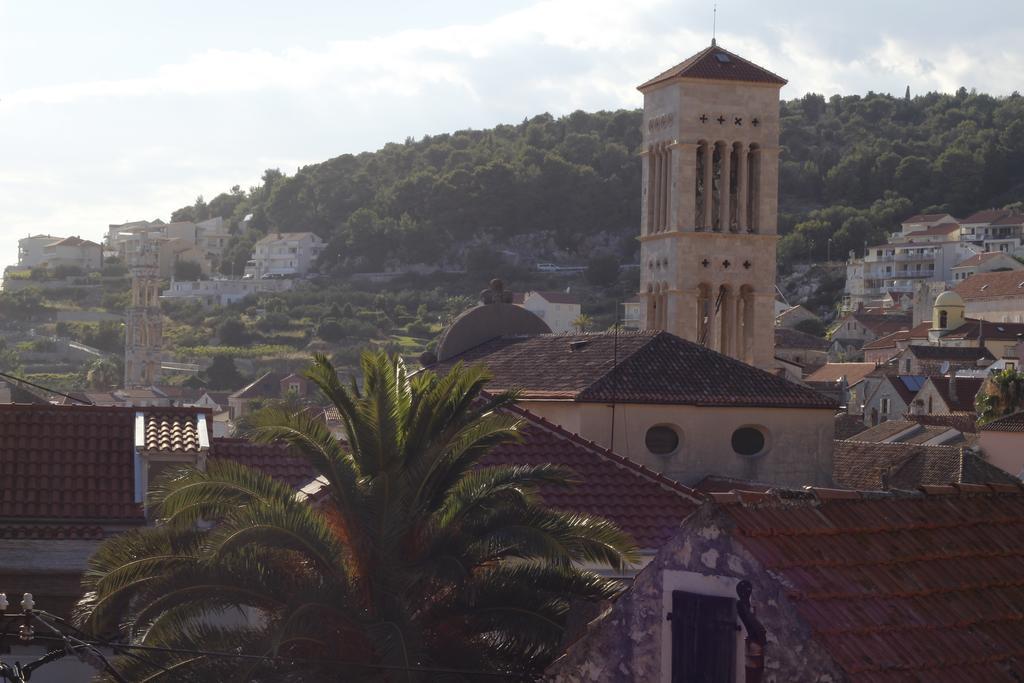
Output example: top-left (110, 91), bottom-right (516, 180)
top-left (172, 89), bottom-right (1024, 274)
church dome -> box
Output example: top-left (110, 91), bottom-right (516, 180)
top-left (934, 291), bottom-right (965, 308)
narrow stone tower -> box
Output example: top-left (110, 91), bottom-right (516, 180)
top-left (124, 234), bottom-right (163, 388)
top-left (637, 42), bottom-right (786, 369)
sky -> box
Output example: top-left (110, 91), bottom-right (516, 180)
top-left (2, 0), bottom-right (1023, 267)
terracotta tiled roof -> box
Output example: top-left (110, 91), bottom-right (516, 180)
top-left (51, 235), bottom-right (100, 248)
top-left (143, 410), bottom-right (206, 453)
top-left (911, 412), bottom-right (980, 433)
top-left (902, 212), bottom-right (956, 224)
top-left (481, 406), bottom-right (701, 549)
top-left (691, 475), bottom-right (774, 494)
top-left (962, 208), bottom-right (1012, 224)
top-left (942, 319), bottom-right (1024, 341)
top-left (926, 376), bottom-right (986, 413)
top-left (845, 420), bottom-right (919, 443)
top-left (530, 291), bottom-right (580, 305)
top-left (848, 312), bottom-right (913, 336)
top-left (774, 327), bottom-right (829, 351)
top-left (0, 525), bottom-right (105, 540)
top-left (0, 404), bottom-right (143, 524)
top-left (904, 223), bottom-right (960, 237)
top-left (638, 44), bottom-right (787, 90)
top-left (833, 440), bottom-right (1015, 490)
top-left (834, 413), bottom-right (868, 439)
top-left (956, 270), bottom-right (1024, 300)
top-left (804, 362), bottom-right (876, 385)
top-left (711, 485), bottom-right (1024, 680)
top-left (430, 331), bottom-right (835, 409)
top-left (209, 438), bottom-right (318, 490)
top-left (991, 213), bottom-right (1024, 226)
top-left (953, 252), bottom-right (1018, 268)
top-left (980, 411), bottom-right (1024, 433)
top-left (904, 344), bottom-right (995, 361)
top-left (861, 329), bottom-right (912, 350)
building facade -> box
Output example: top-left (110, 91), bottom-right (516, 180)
top-left (637, 43), bottom-right (784, 369)
top-left (252, 232), bottom-right (325, 278)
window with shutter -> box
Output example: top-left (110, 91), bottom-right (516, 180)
top-left (670, 590), bottom-right (737, 682)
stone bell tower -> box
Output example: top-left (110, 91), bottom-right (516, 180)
top-left (637, 42), bottom-right (785, 370)
top-left (124, 233), bottom-right (163, 388)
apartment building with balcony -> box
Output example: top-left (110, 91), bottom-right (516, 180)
top-left (843, 209), bottom-right (1024, 313)
top-left (251, 232), bottom-right (325, 278)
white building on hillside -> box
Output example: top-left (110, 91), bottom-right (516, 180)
top-left (515, 290), bottom-right (581, 333)
top-left (162, 278), bottom-right (294, 308)
top-left (251, 232), bottom-right (325, 278)
top-left (17, 235), bottom-right (102, 272)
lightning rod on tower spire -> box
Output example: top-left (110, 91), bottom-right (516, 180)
top-left (712, 2), bottom-right (717, 46)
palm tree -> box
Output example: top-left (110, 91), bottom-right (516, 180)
top-left (76, 351), bottom-right (635, 681)
top-left (977, 367), bottom-right (1024, 425)
top-left (571, 313), bottom-right (593, 333)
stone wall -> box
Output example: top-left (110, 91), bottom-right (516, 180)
top-left (546, 504), bottom-right (847, 682)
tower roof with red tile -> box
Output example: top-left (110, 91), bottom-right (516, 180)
top-left (639, 44), bottom-right (787, 90)
top-left (427, 331), bottom-right (836, 409)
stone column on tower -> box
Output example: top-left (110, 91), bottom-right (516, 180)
top-left (736, 142), bottom-right (748, 232)
top-left (674, 142), bottom-right (697, 232)
top-left (719, 143), bottom-right (731, 232)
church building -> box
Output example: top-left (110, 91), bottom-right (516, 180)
top-left (638, 42), bottom-right (785, 370)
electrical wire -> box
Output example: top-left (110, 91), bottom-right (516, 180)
top-left (23, 634), bottom-right (537, 680)
top-left (0, 370), bottom-right (94, 405)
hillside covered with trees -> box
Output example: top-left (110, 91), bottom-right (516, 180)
top-left (171, 89), bottom-right (1024, 276)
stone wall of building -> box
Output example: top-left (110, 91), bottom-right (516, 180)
top-left (545, 504), bottom-right (847, 682)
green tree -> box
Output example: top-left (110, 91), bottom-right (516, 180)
top-left (173, 259), bottom-right (205, 281)
top-left (85, 357), bottom-right (122, 390)
top-left (793, 318), bottom-right (827, 338)
top-left (76, 352), bottom-right (633, 680)
top-left (977, 368), bottom-right (1024, 425)
top-left (585, 253), bottom-right (620, 286)
top-left (204, 355), bottom-right (245, 390)
top-left (217, 318), bottom-right (250, 346)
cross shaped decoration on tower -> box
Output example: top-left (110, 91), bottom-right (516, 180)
top-left (743, 260), bottom-right (752, 269)
top-left (734, 117), bottom-right (743, 126)
top-left (751, 117), bottom-right (760, 127)
top-left (722, 260), bottom-right (731, 269)
top-left (716, 115), bottom-right (726, 125)
top-left (701, 258), bottom-right (710, 267)
top-left (699, 114), bottom-right (708, 123)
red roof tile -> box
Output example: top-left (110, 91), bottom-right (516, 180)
top-left (925, 376), bottom-right (986, 413)
top-left (833, 440), bottom-right (1015, 490)
top-left (209, 438), bottom-right (318, 490)
top-left (904, 223), bottom-right (961, 237)
top-left (804, 362), bottom-right (877, 384)
top-left (943, 319), bottom-right (1024, 341)
top-left (482, 406), bottom-right (701, 549)
top-left (954, 252), bottom-right (1020, 269)
top-left (717, 486), bottom-right (1024, 681)
top-left (143, 410), bottom-right (205, 453)
top-left (638, 44), bottom-right (787, 90)
top-left (430, 331), bottom-right (836, 409)
top-left (774, 327), bottom-right (829, 351)
top-left (529, 291), bottom-right (580, 305)
top-left (903, 212), bottom-right (957, 224)
top-left (862, 329), bottom-right (912, 351)
top-left (0, 404), bottom-right (143, 524)
top-left (962, 208), bottom-right (1012, 224)
top-left (846, 312), bottom-right (914, 336)
top-left (956, 271), bottom-right (1024, 300)
top-left (979, 411), bottom-right (1024, 433)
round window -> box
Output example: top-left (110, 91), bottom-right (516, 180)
top-left (645, 425), bottom-right (680, 455)
top-left (731, 427), bottom-right (766, 456)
